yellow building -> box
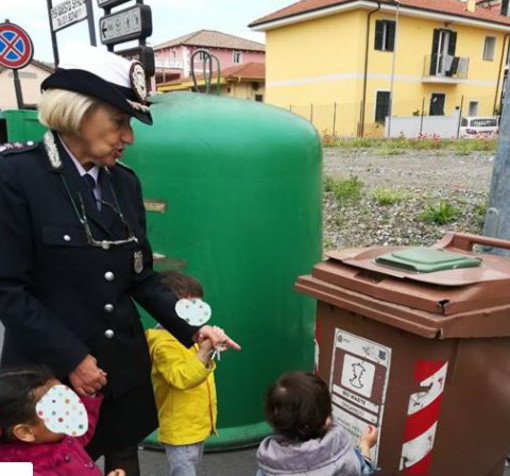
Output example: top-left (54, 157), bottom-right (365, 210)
top-left (250, 0), bottom-right (510, 137)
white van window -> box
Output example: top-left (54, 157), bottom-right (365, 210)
top-left (470, 118), bottom-right (498, 127)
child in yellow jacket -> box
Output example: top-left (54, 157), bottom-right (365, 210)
top-left (146, 270), bottom-right (217, 476)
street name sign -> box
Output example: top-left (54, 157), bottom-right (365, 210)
top-left (99, 4), bottom-right (152, 46)
top-left (0, 22), bottom-right (33, 70)
top-left (51, 0), bottom-right (88, 32)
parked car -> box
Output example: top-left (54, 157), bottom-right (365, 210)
top-left (459, 116), bottom-right (499, 139)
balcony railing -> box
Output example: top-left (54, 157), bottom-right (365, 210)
top-left (155, 59), bottom-right (184, 69)
top-left (422, 54), bottom-right (469, 82)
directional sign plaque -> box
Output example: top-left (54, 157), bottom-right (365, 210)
top-left (117, 45), bottom-right (155, 76)
top-left (0, 22), bottom-right (33, 70)
top-left (99, 4), bottom-right (152, 46)
top-left (97, 0), bottom-right (131, 8)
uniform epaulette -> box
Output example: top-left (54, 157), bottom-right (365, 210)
top-left (0, 140), bottom-right (39, 156)
top-left (116, 160), bottom-right (136, 175)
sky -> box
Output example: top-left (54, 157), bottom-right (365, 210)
top-left (1, 0), bottom-right (293, 64)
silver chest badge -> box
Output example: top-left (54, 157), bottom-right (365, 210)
top-left (134, 251), bottom-right (143, 274)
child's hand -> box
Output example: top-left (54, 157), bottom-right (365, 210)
top-left (195, 325), bottom-right (241, 351)
top-left (197, 338), bottom-right (214, 365)
top-left (106, 470), bottom-right (125, 476)
top-left (360, 425), bottom-right (378, 450)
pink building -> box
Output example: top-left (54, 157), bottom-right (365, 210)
top-left (153, 29), bottom-right (265, 84)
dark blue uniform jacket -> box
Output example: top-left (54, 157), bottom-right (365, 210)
top-left (0, 132), bottom-right (197, 453)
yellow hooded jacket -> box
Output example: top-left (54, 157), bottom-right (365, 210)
top-left (146, 328), bottom-right (217, 445)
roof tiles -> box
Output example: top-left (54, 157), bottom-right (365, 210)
top-left (155, 29), bottom-right (265, 52)
top-left (249, 0), bottom-right (510, 27)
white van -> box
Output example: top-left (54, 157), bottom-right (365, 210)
top-left (459, 116), bottom-right (499, 139)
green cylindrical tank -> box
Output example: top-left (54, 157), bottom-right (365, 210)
top-left (124, 92), bottom-right (322, 449)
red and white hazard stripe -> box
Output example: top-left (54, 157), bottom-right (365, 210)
top-left (399, 360), bottom-right (449, 474)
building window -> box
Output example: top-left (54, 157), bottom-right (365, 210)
top-left (233, 51), bottom-right (242, 64)
top-left (429, 93), bottom-right (445, 116)
top-left (255, 94), bottom-right (263, 102)
top-left (430, 29), bottom-right (457, 76)
top-left (468, 101), bottom-right (479, 116)
top-left (483, 36), bottom-right (496, 61)
top-left (375, 91), bottom-right (390, 123)
top-left (374, 20), bottom-right (395, 52)
top-left (502, 0), bottom-right (509, 16)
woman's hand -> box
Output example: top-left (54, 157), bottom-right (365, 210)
top-left (69, 354), bottom-right (108, 396)
top-left (195, 325), bottom-right (241, 351)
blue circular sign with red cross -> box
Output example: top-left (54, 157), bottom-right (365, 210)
top-left (0, 22), bottom-right (34, 70)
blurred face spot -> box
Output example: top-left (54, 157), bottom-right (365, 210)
top-left (74, 103), bottom-right (134, 168)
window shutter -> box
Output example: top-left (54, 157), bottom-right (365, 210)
top-left (375, 20), bottom-right (383, 50)
top-left (430, 29), bottom-right (441, 75)
top-left (387, 21), bottom-right (395, 51)
top-left (448, 31), bottom-right (457, 56)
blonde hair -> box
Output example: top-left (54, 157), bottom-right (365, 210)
top-left (38, 89), bottom-right (100, 135)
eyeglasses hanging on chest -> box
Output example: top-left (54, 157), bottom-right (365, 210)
top-left (61, 173), bottom-right (139, 250)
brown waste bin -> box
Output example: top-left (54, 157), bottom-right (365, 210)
top-left (296, 232), bottom-right (510, 476)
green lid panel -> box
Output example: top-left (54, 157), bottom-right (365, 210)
top-left (375, 247), bottom-right (482, 273)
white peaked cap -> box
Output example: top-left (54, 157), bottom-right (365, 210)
top-left (41, 45), bottom-right (152, 125)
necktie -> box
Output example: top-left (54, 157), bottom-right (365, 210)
top-left (83, 174), bottom-right (100, 210)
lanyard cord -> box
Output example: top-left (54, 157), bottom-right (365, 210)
top-left (59, 172), bottom-right (127, 226)
top-left (60, 174), bottom-right (85, 224)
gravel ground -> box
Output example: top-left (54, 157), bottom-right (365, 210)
top-left (322, 148), bottom-right (495, 251)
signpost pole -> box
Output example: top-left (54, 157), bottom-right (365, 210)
top-left (85, 0), bottom-right (97, 46)
top-left (45, 0), bottom-right (59, 66)
top-left (13, 70), bottom-right (24, 109)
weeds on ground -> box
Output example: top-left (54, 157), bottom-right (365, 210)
top-left (324, 175), bottom-right (364, 204)
top-left (375, 148), bottom-right (404, 156)
top-left (474, 202), bottom-right (488, 229)
top-left (321, 136), bottom-right (498, 152)
top-left (371, 187), bottom-right (406, 205)
top-left (456, 140), bottom-right (496, 155)
top-left (420, 200), bottom-right (460, 224)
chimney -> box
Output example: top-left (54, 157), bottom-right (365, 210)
top-left (467, 0), bottom-right (476, 12)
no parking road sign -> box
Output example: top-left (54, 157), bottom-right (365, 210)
top-left (0, 22), bottom-right (33, 70)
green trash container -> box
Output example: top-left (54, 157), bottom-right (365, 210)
top-left (124, 92), bottom-right (322, 449)
top-left (296, 232), bottom-right (510, 475)
top-left (0, 109), bottom-right (47, 143)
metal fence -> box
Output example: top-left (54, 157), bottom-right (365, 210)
top-left (286, 94), bottom-right (499, 138)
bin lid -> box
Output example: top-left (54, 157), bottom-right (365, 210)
top-left (295, 233), bottom-right (510, 338)
top-left (375, 247), bottom-right (482, 273)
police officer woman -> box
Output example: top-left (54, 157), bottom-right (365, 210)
top-left (0, 46), bottom-right (239, 475)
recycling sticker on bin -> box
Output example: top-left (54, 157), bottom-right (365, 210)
top-left (329, 329), bottom-right (391, 465)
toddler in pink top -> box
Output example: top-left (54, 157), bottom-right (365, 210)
top-left (0, 365), bottom-right (125, 476)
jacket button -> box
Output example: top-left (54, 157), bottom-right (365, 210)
top-left (63, 234), bottom-right (71, 242)
top-left (104, 329), bottom-right (115, 339)
top-left (64, 454), bottom-right (71, 462)
top-left (104, 271), bottom-right (114, 281)
top-left (104, 304), bottom-right (114, 312)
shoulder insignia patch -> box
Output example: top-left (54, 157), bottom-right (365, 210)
top-left (0, 140), bottom-right (39, 156)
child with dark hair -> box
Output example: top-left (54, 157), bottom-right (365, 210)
top-left (0, 365), bottom-right (124, 476)
top-left (256, 371), bottom-right (378, 476)
top-left (146, 270), bottom-right (218, 476)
